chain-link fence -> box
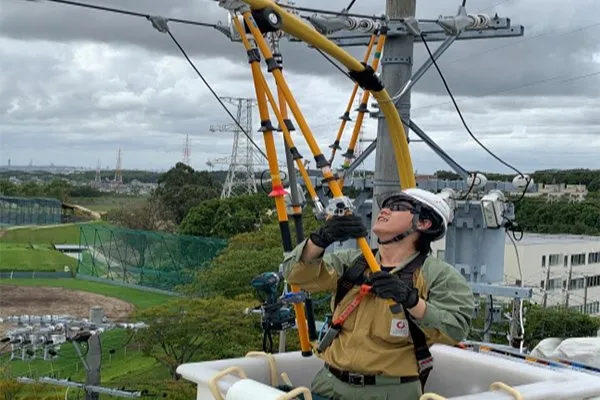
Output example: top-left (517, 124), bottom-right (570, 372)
top-left (77, 224), bottom-right (227, 292)
top-left (0, 196), bottom-right (62, 227)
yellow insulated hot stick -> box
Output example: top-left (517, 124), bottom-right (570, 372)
top-left (329, 33), bottom-right (377, 164)
top-left (340, 32), bottom-right (387, 187)
top-left (231, 15), bottom-right (313, 356)
top-left (239, 0), bottom-right (416, 190)
top-left (240, 12), bottom-right (383, 277)
top-left (234, 2), bottom-right (415, 279)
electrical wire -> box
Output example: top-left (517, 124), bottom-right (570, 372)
top-left (32, 0), bottom-right (269, 161)
top-left (314, 48), bottom-right (353, 80)
top-left (446, 22), bottom-right (600, 66)
top-left (412, 70), bottom-right (600, 115)
top-left (165, 30), bottom-right (268, 160)
top-left (42, 0), bottom-right (218, 28)
top-left (279, 4), bottom-right (388, 20)
top-left (419, 32), bottom-right (527, 177)
top-left (477, 0), bottom-right (512, 13)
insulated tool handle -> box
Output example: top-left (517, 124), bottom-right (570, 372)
top-left (231, 15), bottom-right (313, 358)
top-left (237, 0), bottom-right (416, 189)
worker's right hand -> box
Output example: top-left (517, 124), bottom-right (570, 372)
top-left (309, 215), bottom-right (368, 249)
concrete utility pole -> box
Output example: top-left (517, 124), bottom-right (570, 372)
top-left (370, 0), bottom-right (416, 246)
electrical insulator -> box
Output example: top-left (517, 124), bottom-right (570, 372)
top-left (466, 172), bottom-right (488, 191)
top-left (512, 174), bottom-right (533, 190)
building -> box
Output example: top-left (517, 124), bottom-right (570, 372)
top-left (433, 233), bottom-right (600, 316)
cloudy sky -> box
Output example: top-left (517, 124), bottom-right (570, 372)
top-left (1, 0), bottom-right (599, 175)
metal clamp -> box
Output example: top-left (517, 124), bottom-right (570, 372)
top-left (325, 196), bottom-right (355, 216)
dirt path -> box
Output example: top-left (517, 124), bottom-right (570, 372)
top-left (0, 285), bottom-right (135, 337)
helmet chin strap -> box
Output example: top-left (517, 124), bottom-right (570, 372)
top-left (377, 204), bottom-right (422, 245)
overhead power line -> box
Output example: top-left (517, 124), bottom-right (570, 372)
top-left (278, 4), bottom-right (388, 20)
top-left (32, 0), bottom-right (268, 161)
top-left (42, 0), bottom-right (217, 28)
top-left (445, 21), bottom-right (600, 65)
top-left (420, 32), bottom-right (524, 176)
top-left (412, 70), bottom-right (600, 113)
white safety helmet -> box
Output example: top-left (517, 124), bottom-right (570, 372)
top-left (377, 187), bottom-right (453, 242)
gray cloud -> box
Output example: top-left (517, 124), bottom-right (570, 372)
top-left (1, 0), bottom-right (599, 174)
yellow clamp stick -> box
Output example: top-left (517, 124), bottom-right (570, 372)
top-left (340, 32), bottom-right (387, 188)
top-left (242, 11), bottom-right (382, 276)
top-left (242, 14), bottom-right (387, 280)
top-left (232, 15), bottom-right (312, 357)
top-left (241, 0), bottom-right (416, 190)
top-left (275, 81), bottom-right (320, 204)
top-left (329, 33), bottom-right (377, 163)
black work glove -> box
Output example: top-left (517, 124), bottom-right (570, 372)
top-left (309, 215), bottom-right (368, 249)
top-left (369, 271), bottom-right (420, 309)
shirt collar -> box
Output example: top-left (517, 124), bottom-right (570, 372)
top-left (375, 250), bottom-right (419, 274)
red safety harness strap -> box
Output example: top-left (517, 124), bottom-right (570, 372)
top-left (332, 284), bottom-right (372, 327)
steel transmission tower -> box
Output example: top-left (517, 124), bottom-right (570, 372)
top-left (114, 148), bottom-right (123, 185)
top-left (210, 97), bottom-right (259, 198)
top-left (182, 134), bottom-right (191, 165)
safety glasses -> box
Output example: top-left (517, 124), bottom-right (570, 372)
top-left (381, 199), bottom-right (415, 213)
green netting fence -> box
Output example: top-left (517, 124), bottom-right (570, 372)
top-left (0, 196), bottom-right (62, 227)
top-left (77, 224), bottom-right (227, 292)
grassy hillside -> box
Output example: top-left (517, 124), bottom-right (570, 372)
top-left (0, 222), bottom-right (105, 271)
top-left (74, 196), bottom-right (148, 212)
top-left (1, 223), bottom-right (85, 245)
top-left (0, 243), bottom-right (77, 271)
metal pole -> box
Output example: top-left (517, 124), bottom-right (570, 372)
top-left (583, 275), bottom-right (588, 314)
top-left (542, 265), bottom-right (551, 308)
top-left (565, 263), bottom-right (573, 308)
top-left (371, 0), bottom-right (416, 246)
top-left (85, 334), bottom-right (101, 400)
top-left (509, 279), bottom-right (522, 349)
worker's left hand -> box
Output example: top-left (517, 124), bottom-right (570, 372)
top-left (369, 271), bottom-right (419, 309)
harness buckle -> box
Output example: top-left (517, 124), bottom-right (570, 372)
top-left (348, 372), bottom-right (365, 386)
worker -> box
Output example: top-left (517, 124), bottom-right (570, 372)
top-left (281, 188), bottom-right (475, 400)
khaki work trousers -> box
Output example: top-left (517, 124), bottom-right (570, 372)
top-left (310, 367), bottom-right (423, 400)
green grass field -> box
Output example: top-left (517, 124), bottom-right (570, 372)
top-left (0, 278), bottom-right (183, 399)
top-left (0, 243), bottom-right (77, 271)
top-left (0, 222), bottom-right (103, 271)
top-left (1, 222), bottom-right (85, 245)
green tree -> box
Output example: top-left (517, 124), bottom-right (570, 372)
top-left (179, 193), bottom-right (275, 239)
top-left (106, 198), bottom-right (176, 232)
top-left (0, 180), bottom-right (21, 196)
top-left (133, 297), bottom-right (262, 379)
top-left (153, 163), bottom-right (220, 224)
top-left (44, 179), bottom-right (72, 201)
top-left (524, 304), bottom-right (600, 348)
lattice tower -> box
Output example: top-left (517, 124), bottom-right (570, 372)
top-left (210, 97), bottom-right (258, 198)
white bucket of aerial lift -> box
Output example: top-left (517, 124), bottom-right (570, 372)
top-left (176, 344), bottom-right (600, 400)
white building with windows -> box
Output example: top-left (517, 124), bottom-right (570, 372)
top-left (433, 233), bottom-right (600, 315)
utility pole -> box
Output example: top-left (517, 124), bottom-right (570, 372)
top-left (564, 263), bottom-right (573, 308)
top-left (370, 0), bottom-right (416, 245)
top-left (583, 275), bottom-right (588, 314)
top-left (542, 265), bottom-right (551, 308)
